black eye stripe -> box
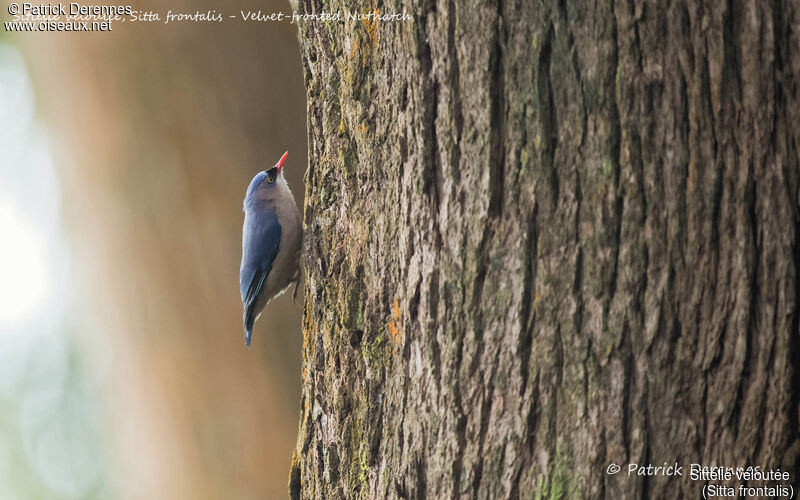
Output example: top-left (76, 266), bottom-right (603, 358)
top-left (263, 166), bottom-right (278, 184)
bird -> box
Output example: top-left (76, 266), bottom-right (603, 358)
top-left (240, 151), bottom-right (303, 347)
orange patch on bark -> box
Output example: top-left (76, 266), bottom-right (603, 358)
top-left (362, 10), bottom-right (380, 43)
top-left (388, 297), bottom-right (402, 345)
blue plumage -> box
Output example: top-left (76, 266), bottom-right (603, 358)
top-left (240, 207), bottom-right (281, 346)
top-left (239, 152), bottom-right (303, 347)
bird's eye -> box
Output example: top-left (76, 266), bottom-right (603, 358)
top-left (267, 176), bottom-right (275, 183)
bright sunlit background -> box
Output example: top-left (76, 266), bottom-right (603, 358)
top-left (0, 0), bottom-right (308, 497)
top-left (0, 42), bottom-right (114, 499)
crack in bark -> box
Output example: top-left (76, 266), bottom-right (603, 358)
top-left (519, 204), bottom-right (539, 398)
top-left (469, 224), bottom-right (494, 377)
top-left (451, 414), bottom-right (467, 499)
top-left (609, 0), bottom-right (624, 304)
top-left (415, 456), bottom-right (427, 500)
top-left (447, 0), bottom-right (463, 187)
top-left (488, 0), bottom-right (506, 219)
top-left (430, 268), bottom-right (442, 394)
top-left (537, 23), bottom-right (559, 208)
top-left (790, 185), bottom-right (800, 472)
top-left (557, 0), bottom-right (588, 150)
top-left (472, 347), bottom-right (500, 496)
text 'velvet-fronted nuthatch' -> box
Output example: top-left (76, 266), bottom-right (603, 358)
top-left (239, 152), bottom-right (302, 346)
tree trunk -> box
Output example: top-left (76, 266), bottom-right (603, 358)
top-left (291, 0), bottom-right (800, 498)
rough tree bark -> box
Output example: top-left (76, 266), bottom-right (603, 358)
top-left (290, 0), bottom-right (800, 498)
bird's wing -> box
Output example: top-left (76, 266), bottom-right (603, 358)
top-left (240, 209), bottom-right (281, 343)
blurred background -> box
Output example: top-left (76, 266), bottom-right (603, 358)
top-left (0, 1), bottom-right (306, 498)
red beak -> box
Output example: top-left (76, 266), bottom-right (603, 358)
top-left (276, 151), bottom-right (288, 175)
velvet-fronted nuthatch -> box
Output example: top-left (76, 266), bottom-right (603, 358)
top-left (240, 151), bottom-right (302, 346)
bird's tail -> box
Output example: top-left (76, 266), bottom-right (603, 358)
top-left (244, 307), bottom-right (256, 347)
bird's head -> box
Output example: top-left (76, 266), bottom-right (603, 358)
top-left (245, 151), bottom-right (289, 201)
